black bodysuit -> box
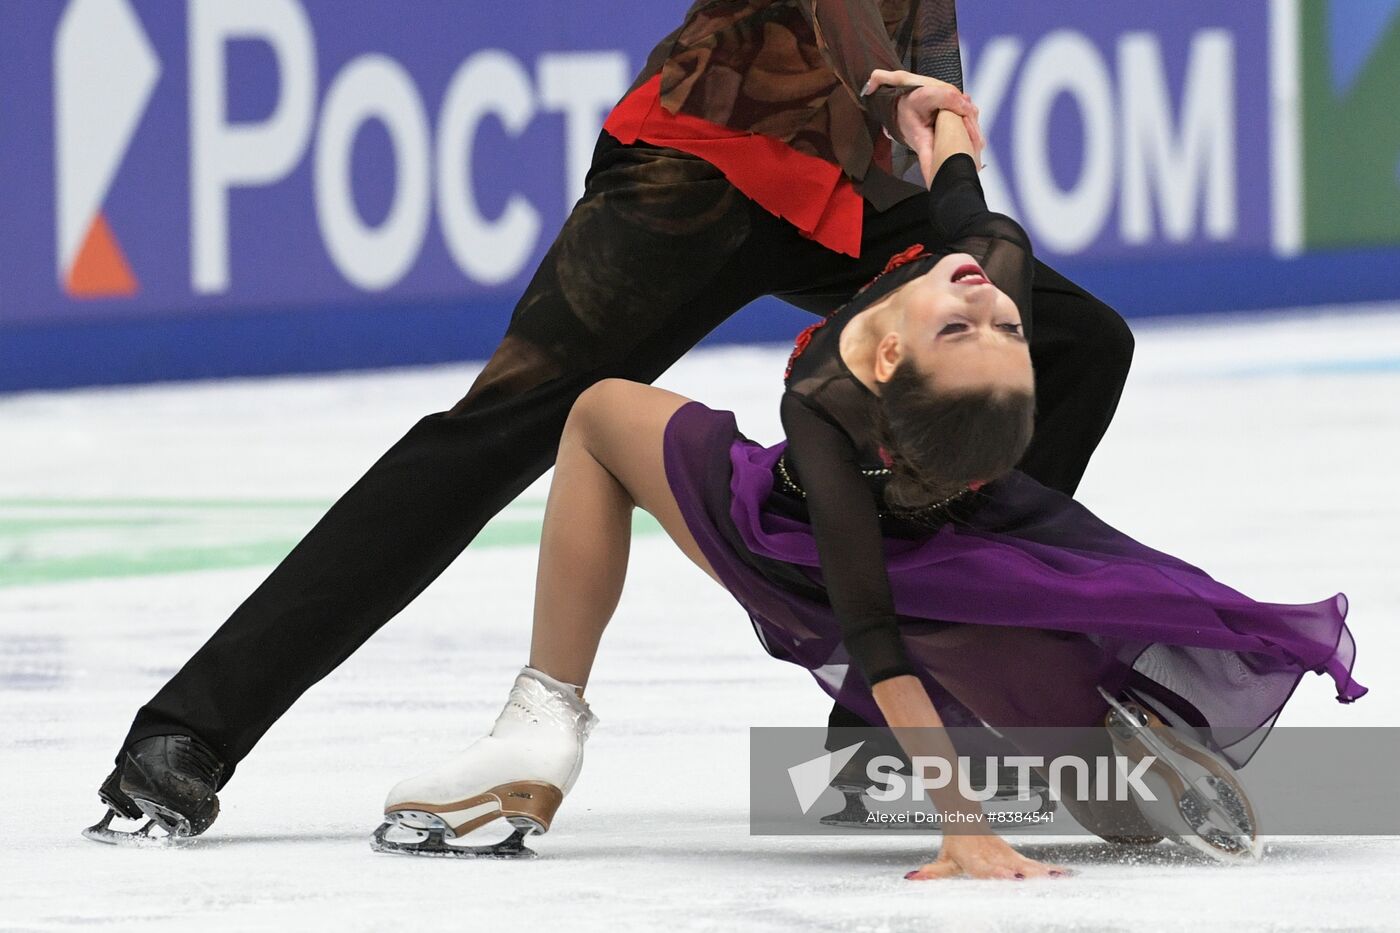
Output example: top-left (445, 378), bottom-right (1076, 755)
top-left (779, 153), bottom-right (1034, 686)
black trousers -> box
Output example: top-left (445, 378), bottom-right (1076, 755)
top-left (122, 134), bottom-right (1134, 783)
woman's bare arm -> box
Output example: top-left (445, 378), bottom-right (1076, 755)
top-left (871, 675), bottom-right (981, 826)
top-left (872, 674), bottom-right (1070, 880)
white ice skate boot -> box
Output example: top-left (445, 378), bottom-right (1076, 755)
top-left (372, 666), bottom-right (597, 859)
top-left (1100, 688), bottom-right (1262, 863)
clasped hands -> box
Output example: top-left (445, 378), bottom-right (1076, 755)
top-left (862, 69), bottom-right (984, 181)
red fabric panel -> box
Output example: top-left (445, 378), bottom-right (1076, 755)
top-left (604, 75), bottom-right (864, 258)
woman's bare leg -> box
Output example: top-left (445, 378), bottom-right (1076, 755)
top-left (528, 379), bottom-right (720, 688)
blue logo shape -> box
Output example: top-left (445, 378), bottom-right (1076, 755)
top-left (1329, 0), bottom-right (1400, 94)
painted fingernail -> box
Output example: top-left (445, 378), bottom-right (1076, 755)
top-left (1014, 873), bottom-right (1026, 880)
top-left (1049, 870), bottom-right (1063, 877)
top-left (904, 870), bottom-right (920, 880)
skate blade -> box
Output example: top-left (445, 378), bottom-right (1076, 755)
top-left (1175, 775), bottom-right (1264, 863)
top-left (81, 808), bottom-right (186, 847)
top-left (819, 791), bottom-right (881, 829)
top-left (384, 781), bottom-right (562, 839)
top-left (131, 797), bottom-right (196, 838)
top-left (370, 820), bottom-right (537, 859)
top-left (1100, 689), bottom-right (1261, 863)
top-left (1137, 740), bottom-right (1261, 863)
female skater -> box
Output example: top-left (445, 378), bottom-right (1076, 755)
top-left (374, 75), bottom-right (1365, 878)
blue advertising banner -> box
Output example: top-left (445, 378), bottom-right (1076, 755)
top-left (1, 0), bottom-right (1398, 390)
top-left (960, 5), bottom-right (1273, 259)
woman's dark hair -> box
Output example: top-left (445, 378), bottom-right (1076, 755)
top-left (877, 359), bottom-right (1035, 509)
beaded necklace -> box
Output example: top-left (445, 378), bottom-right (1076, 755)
top-left (774, 453), bottom-right (971, 521)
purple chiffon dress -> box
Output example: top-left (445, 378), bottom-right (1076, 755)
top-left (662, 403), bottom-right (1365, 767)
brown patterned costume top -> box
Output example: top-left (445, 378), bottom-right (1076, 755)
top-left (627, 0), bottom-right (965, 212)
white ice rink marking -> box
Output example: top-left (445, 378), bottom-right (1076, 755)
top-left (1, 307), bottom-right (1398, 931)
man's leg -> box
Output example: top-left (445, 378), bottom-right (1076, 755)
top-left (119, 136), bottom-right (776, 782)
top-left (1016, 262), bottom-right (1135, 496)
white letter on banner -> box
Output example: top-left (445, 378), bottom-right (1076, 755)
top-left (189, 0), bottom-right (316, 294)
top-left (961, 36), bottom-right (1023, 214)
top-left (315, 55), bottom-right (432, 291)
top-left (437, 51), bottom-right (541, 286)
top-left (1012, 31), bottom-right (1116, 254)
top-left (537, 52), bottom-right (630, 211)
top-left (1119, 30), bottom-right (1237, 244)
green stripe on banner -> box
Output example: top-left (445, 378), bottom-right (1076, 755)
top-left (1300, 0), bottom-right (1400, 247)
top-left (0, 499), bottom-right (662, 589)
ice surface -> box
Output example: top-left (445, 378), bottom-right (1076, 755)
top-left (2, 307), bottom-right (1398, 931)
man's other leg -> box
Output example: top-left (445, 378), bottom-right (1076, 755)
top-left (1018, 262), bottom-right (1135, 496)
top-left (120, 138), bottom-right (768, 780)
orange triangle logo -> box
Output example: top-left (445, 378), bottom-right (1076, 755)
top-left (65, 212), bottom-right (139, 298)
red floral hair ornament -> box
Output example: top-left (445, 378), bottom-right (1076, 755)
top-left (787, 244), bottom-right (933, 379)
top-left (881, 243), bottom-right (930, 275)
top-left (784, 319), bottom-right (827, 378)
top-left (858, 243), bottom-right (931, 292)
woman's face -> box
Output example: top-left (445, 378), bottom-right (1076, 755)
top-left (874, 253), bottom-right (1033, 395)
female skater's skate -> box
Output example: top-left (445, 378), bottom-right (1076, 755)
top-left (373, 667), bottom-right (597, 859)
top-left (1100, 689), bottom-right (1262, 862)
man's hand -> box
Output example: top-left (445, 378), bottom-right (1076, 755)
top-left (862, 69), bottom-right (984, 173)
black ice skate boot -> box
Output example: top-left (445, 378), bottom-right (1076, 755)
top-left (820, 734), bottom-right (908, 827)
top-left (83, 735), bottom-right (225, 845)
top-left (97, 764), bottom-right (144, 820)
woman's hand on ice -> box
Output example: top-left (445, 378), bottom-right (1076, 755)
top-left (904, 833), bottom-right (1071, 881)
top-left (863, 68), bottom-right (984, 171)
top-left (865, 679), bottom-right (1059, 882)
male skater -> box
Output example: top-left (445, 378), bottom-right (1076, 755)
top-left (91, 0), bottom-right (1132, 841)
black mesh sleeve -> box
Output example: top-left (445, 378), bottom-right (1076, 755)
top-left (780, 391), bottom-right (915, 686)
top-left (926, 153), bottom-right (1035, 331)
